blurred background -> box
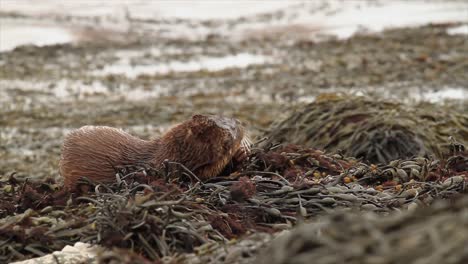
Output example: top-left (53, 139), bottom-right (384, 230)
top-left (0, 0), bottom-right (467, 180)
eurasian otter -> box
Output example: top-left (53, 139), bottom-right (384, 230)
top-left (59, 115), bottom-right (251, 190)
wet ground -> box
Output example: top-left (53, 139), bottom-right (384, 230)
top-left (0, 1), bottom-right (467, 183)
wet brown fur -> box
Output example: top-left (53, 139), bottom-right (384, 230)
top-left (59, 115), bottom-right (245, 190)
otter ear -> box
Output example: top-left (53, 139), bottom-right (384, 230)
top-left (190, 116), bottom-right (216, 136)
top-left (192, 114), bottom-right (205, 121)
top-left (192, 114), bottom-right (216, 126)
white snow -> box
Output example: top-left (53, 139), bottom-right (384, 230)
top-left (96, 53), bottom-right (271, 78)
top-left (0, 79), bottom-right (110, 100)
top-left (0, 0), bottom-right (295, 20)
top-left (0, 19), bottom-right (76, 51)
top-left (320, 1), bottom-right (468, 39)
top-left (349, 85), bottom-right (468, 104)
top-left (1, 0), bottom-right (468, 51)
top-left (419, 87), bottom-right (467, 103)
top-left (447, 24), bottom-right (468, 35)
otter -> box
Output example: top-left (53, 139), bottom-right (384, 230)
top-left (59, 115), bottom-right (251, 190)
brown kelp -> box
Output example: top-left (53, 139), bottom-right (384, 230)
top-left (265, 95), bottom-right (468, 164)
top-left (257, 194), bottom-right (468, 264)
top-left (1, 140), bottom-right (466, 263)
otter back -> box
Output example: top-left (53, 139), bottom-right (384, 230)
top-left (59, 126), bottom-right (157, 188)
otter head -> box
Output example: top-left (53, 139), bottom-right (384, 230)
top-left (158, 114), bottom-right (251, 180)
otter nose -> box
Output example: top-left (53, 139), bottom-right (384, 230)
top-left (225, 117), bottom-right (238, 131)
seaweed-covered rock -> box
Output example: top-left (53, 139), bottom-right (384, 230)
top-left (265, 95), bottom-right (468, 164)
top-left (257, 195), bottom-right (468, 264)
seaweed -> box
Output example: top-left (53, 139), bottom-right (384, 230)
top-left (1, 140), bottom-right (466, 263)
top-left (265, 95), bottom-right (468, 164)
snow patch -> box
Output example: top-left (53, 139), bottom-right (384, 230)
top-left (0, 0), bottom-right (296, 20)
top-left (0, 19), bottom-right (75, 52)
top-left (320, 1), bottom-right (468, 39)
top-left (447, 24), bottom-right (468, 35)
top-left (419, 87), bottom-right (467, 103)
top-left (96, 53), bottom-right (271, 78)
top-left (1, 1), bottom-right (467, 50)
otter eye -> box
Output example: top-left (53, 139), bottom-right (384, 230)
top-left (222, 139), bottom-right (232, 152)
